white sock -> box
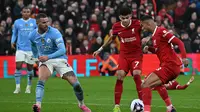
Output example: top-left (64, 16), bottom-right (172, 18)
top-left (115, 104), bottom-right (120, 107)
top-left (167, 104), bottom-right (173, 110)
top-left (16, 84), bottom-right (20, 88)
top-left (78, 100), bottom-right (85, 106)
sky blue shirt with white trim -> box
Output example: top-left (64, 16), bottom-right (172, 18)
top-left (29, 26), bottom-right (67, 59)
top-left (11, 18), bottom-right (37, 51)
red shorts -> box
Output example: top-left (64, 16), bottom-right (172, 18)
top-left (153, 64), bottom-right (180, 84)
top-left (117, 56), bottom-right (142, 73)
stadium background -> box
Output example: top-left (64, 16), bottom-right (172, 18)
top-left (0, 0), bottom-right (200, 77)
top-left (0, 0), bottom-right (200, 112)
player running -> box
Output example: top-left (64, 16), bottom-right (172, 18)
top-left (140, 15), bottom-right (189, 112)
top-left (93, 6), bottom-right (143, 112)
top-left (29, 13), bottom-right (91, 112)
top-left (11, 7), bottom-right (37, 94)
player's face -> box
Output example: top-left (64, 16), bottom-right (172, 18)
top-left (38, 17), bottom-right (49, 32)
top-left (22, 9), bottom-right (31, 19)
top-left (119, 14), bottom-right (131, 26)
top-left (141, 21), bottom-right (150, 31)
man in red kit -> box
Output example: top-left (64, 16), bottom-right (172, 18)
top-left (93, 6), bottom-right (143, 112)
top-left (165, 75), bottom-right (194, 90)
top-left (141, 15), bottom-right (189, 112)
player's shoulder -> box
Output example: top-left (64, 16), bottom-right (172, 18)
top-left (29, 18), bottom-right (36, 22)
top-left (158, 26), bottom-right (168, 33)
top-left (49, 26), bottom-right (62, 37)
top-left (131, 19), bottom-right (140, 25)
top-left (112, 21), bottom-right (121, 28)
top-left (14, 18), bottom-right (22, 24)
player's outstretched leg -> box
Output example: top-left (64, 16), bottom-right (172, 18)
top-left (113, 70), bottom-right (126, 112)
top-left (62, 71), bottom-right (91, 112)
top-left (33, 80), bottom-right (45, 112)
top-left (154, 86), bottom-right (176, 112)
top-left (141, 72), bottom-right (163, 112)
top-left (32, 65), bottom-right (51, 112)
top-left (25, 66), bottom-right (33, 93)
top-left (13, 62), bottom-right (23, 94)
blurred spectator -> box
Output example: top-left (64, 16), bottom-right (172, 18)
top-left (80, 39), bottom-right (90, 54)
top-left (100, 20), bottom-right (109, 39)
top-left (1, 6), bottom-right (13, 20)
top-left (174, 0), bottom-right (186, 22)
top-left (38, 0), bottom-right (52, 16)
top-left (186, 22), bottom-right (196, 37)
top-left (66, 39), bottom-right (72, 55)
top-left (109, 42), bottom-right (119, 54)
top-left (75, 47), bottom-right (81, 55)
top-left (76, 13), bottom-right (90, 34)
top-left (180, 32), bottom-right (192, 53)
top-left (89, 14), bottom-right (100, 33)
top-left (13, 0), bottom-right (24, 20)
top-left (90, 36), bottom-right (103, 54)
top-left (30, 0), bottom-right (39, 18)
top-left (158, 9), bottom-right (174, 24)
top-left (191, 26), bottom-right (200, 53)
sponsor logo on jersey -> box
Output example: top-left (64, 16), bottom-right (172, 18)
top-left (121, 37), bottom-right (136, 43)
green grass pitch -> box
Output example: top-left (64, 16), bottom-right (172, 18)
top-left (0, 75), bottom-right (200, 112)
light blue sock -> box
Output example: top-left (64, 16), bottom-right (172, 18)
top-left (14, 70), bottom-right (21, 85)
top-left (27, 70), bottom-right (33, 86)
top-left (36, 80), bottom-right (45, 103)
top-left (73, 81), bottom-right (84, 102)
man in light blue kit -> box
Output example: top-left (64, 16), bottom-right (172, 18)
top-left (11, 6), bottom-right (37, 94)
top-left (29, 13), bottom-right (91, 112)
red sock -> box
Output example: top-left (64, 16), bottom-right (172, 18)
top-left (114, 80), bottom-right (123, 105)
top-left (142, 88), bottom-right (152, 112)
top-left (133, 75), bottom-right (142, 100)
top-left (155, 86), bottom-right (172, 106)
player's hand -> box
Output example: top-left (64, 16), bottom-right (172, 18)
top-left (93, 50), bottom-right (100, 57)
top-left (143, 46), bottom-right (149, 53)
top-left (11, 43), bottom-right (16, 49)
top-left (189, 76), bottom-right (194, 83)
top-left (141, 37), bottom-right (150, 45)
top-left (39, 56), bottom-right (49, 62)
top-left (182, 58), bottom-right (189, 67)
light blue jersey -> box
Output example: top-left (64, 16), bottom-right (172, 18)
top-left (11, 18), bottom-right (37, 51)
top-left (29, 26), bottom-right (67, 59)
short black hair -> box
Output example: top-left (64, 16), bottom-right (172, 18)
top-left (140, 15), bottom-right (153, 21)
top-left (36, 13), bottom-right (48, 21)
top-left (22, 6), bottom-right (31, 10)
top-left (119, 6), bottom-right (132, 16)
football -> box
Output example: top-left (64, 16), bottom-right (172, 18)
top-left (130, 99), bottom-right (144, 112)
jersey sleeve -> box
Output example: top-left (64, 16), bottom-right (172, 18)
top-left (161, 28), bottom-right (186, 58)
top-left (161, 28), bottom-right (175, 43)
top-left (47, 30), bottom-right (66, 59)
top-left (11, 21), bottom-right (18, 44)
top-left (28, 31), bottom-right (38, 58)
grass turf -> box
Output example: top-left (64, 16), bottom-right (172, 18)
top-left (0, 75), bottom-right (199, 112)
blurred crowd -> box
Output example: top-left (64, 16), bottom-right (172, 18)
top-left (0, 0), bottom-right (200, 57)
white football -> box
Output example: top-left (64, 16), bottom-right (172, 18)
top-left (130, 99), bottom-right (144, 112)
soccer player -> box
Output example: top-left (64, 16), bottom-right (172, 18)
top-left (29, 13), bottom-right (91, 112)
top-left (165, 75), bottom-right (194, 90)
top-left (93, 6), bottom-right (143, 112)
top-left (11, 7), bottom-right (37, 94)
top-left (141, 15), bottom-right (189, 112)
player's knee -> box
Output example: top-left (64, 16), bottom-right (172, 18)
top-left (141, 81), bottom-right (150, 88)
top-left (132, 70), bottom-right (141, 75)
top-left (116, 70), bottom-right (126, 80)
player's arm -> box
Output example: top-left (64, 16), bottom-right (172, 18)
top-left (47, 32), bottom-right (66, 59)
top-left (11, 21), bottom-right (18, 49)
top-left (143, 46), bottom-right (156, 53)
top-left (28, 32), bottom-right (38, 58)
top-left (162, 29), bottom-right (188, 66)
top-left (93, 32), bottom-right (116, 57)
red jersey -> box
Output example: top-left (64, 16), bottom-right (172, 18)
top-left (112, 19), bottom-right (142, 58)
top-left (152, 26), bottom-right (182, 66)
